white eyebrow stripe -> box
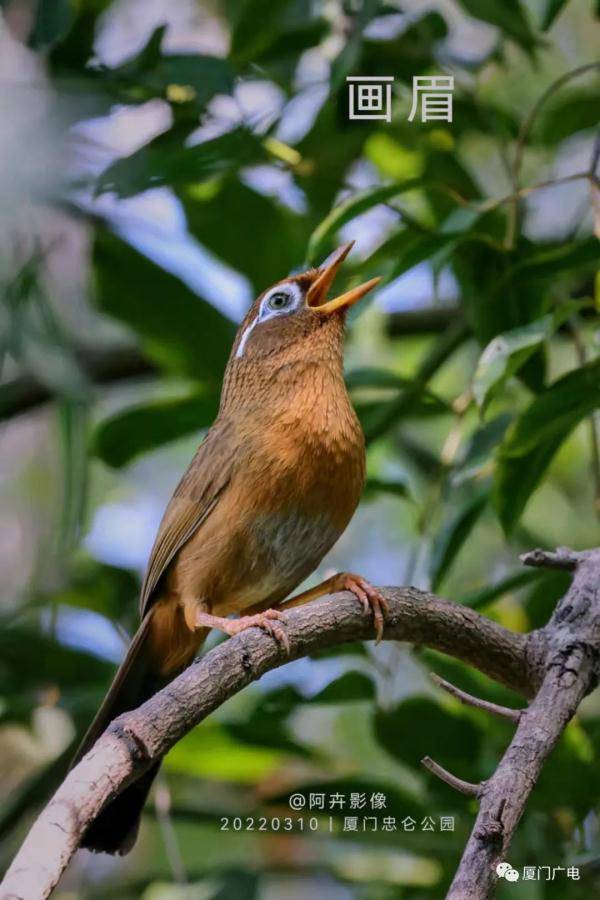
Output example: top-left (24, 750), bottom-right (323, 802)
top-left (236, 282), bottom-right (303, 358)
top-left (235, 315), bottom-right (258, 358)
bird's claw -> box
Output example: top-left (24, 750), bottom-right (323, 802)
top-left (341, 574), bottom-right (389, 643)
top-left (227, 609), bottom-right (291, 654)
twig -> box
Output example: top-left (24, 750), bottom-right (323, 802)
top-left (513, 64), bottom-right (600, 182)
top-left (0, 585), bottom-right (535, 900)
top-left (506, 62), bottom-right (600, 248)
top-left (482, 171), bottom-right (592, 214)
top-left (521, 547), bottom-right (579, 570)
top-left (421, 757), bottom-right (481, 797)
top-left (430, 673), bottom-right (521, 723)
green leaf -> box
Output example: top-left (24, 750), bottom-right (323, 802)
top-left (93, 231), bottom-right (235, 381)
top-left (308, 671), bottom-right (375, 704)
top-left (165, 721), bottom-right (285, 782)
top-left (364, 477), bottom-right (411, 501)
top-left (375, 697), bottom-right (483, 782)
top-left (28, 0), bottom-right (74, 50)
top-left (182, 178), bottom-right (307, 294)
top-left (453, 414), bottom-right (512, 486)
top-left (539, 0), bottom-right (570, 30)
top-left (348, 367), bottom-right (450, 411)
top-left (230, 0), bottom-right (324, 69)
top-left (42, 560), bottom-right (140, 623)
top-left (110, 25), bottom-right (235, 112)
top-left (349, 368), bottom-right (452, 442)
top-left (536, 89), bottom-right (600, 144)
top-left (472, 316), bottom-right (554, 414)
top-left (46, 0), bottom-right (114, 71)
top-left (493, 357), bottom-right (600, 534)
top-left (472, 300), bottom-right (594, 415)
top-left (455, 0), bottom-right (539, 52)
top-left (307, 179), bottom-right (423, 265)
top-left (231, 0), bottom-right (292, 65)
top-left (429, 493), bottom-right (488, 590)
top-left (458, 569), bottom-right (543, 610)
top-left (358, 11), bottom-right (449, 86)
top-left (361, 322), bottom-right (469, 446)
top-left (96, 126), bottom-right (266, 198)
top-left (93, 390), bottom-right (220, 468)
top-left (346, 368), bottom-right (415, 390)
top-left (225, 686), bottom-right (314, 758)
top-left (0, 621), bottom-right (111, 696)
top-left (387, 233), bottom-right (459, 282)
top-left (452, 242), bottom-right (547, 350)
top-left (509, 237), bottom-right (600, 280)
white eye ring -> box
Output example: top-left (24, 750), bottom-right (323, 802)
top-left (259, 282), bottom-right (301, 320)
top-left (236, 282), bottom-right (302, 358)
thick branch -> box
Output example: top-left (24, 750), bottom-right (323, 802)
top-left (0, 585), bottom-right (533, 900)
top-left (448, 548), bottom-right (600, 899)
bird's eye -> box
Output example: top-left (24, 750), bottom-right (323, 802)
top-left (267, 291), bottom-right (291, 311)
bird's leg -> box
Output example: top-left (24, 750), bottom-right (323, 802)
top-left (283, 572), bottom-right (389, 643)
top-left (193, 609), bottom-right (290, 654)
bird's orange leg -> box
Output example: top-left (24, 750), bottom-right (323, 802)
top-left (282, 572), bottom-right (389, 643)
top-left (193, 609), bottom-right (290, 654)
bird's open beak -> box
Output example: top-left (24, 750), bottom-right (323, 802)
top-left (306, 241), bottom-right (381, 315)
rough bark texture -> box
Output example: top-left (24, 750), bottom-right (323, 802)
top-left (1, 585), bottom-right (530, 899)
top-left (2, 552), bottom-right (597, 900)
top-left (447, 548), bottom-right (600, 898)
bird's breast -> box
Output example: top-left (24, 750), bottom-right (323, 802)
top-left (247, 508), bottom-right (342, 594)
top-left (172, 367), bottom-right (365, 615)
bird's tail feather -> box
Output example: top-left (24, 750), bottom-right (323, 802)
top-left (71, 608), bottom-right (206, 855)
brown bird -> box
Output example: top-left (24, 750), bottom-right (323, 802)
top-left (73, 242), bottom-right (387, 854)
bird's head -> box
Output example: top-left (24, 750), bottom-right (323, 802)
top-left (228, 242), bottom-right (380, 367)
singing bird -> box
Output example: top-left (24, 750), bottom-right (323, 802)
top-left (74, 242), bottom-right (387, 854)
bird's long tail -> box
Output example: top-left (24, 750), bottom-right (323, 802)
top-left (71, 602), bottom-right (207, 855)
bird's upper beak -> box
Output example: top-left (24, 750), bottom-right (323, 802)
top-left (306, 241), bottom-right (381, 315)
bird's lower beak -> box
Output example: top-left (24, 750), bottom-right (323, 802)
top-left (306, 242), bottom-right (381, 315)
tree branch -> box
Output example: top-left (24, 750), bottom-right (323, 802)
top-left (448, 548), bottom-right (600, 899)
top-left (0, 585), bottom-right (534, 899)
top-left (430, 673), bottom-right (522, 723)
top-left (0, 345), bottom-right (157, 421)
top-left (421, 756), bottom-right (482, 797)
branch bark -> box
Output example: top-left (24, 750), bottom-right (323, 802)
top-left (447, 548), bottom-right (600, 898)
top-left (1, 585), bottom-right (534, 900)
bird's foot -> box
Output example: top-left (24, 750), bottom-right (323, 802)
top-left (194, 609), bottom-right (290, 654)
top-left (338, 573), bottom-right (389, 644)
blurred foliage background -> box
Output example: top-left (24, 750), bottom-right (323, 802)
top-left (0, 0), bottom-right (599, 897)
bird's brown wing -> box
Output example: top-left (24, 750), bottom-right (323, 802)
top-left (139, 418), bottom-right (236, 617)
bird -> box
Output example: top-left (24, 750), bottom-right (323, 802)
top-left (73, 241), bottom-right (387, 855)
